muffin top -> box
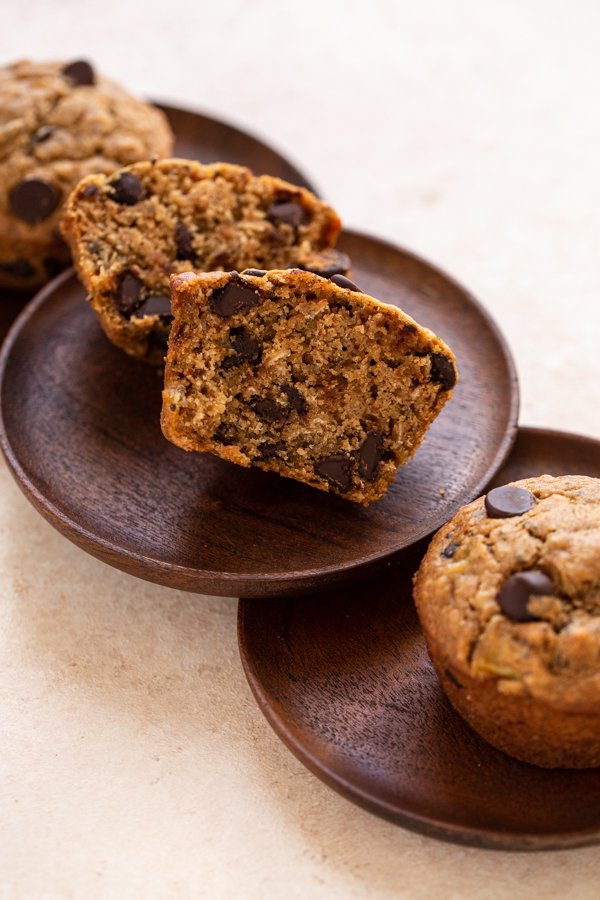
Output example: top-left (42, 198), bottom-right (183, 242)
top-left (0, 59), bottom-right (173, 243)
top-left (414, 475), bottom-right (600, 712)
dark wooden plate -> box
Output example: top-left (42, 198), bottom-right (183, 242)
top-left (156, 101), bottom-right (317, 192)
top-left (0, 101), bottom-right (316, 345)
top-left (238, 427), bottom-right (600, 850)
top-left (0, 232), bottom-right (517, 597)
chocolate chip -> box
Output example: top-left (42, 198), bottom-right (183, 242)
top-left (243, 269), bottom-right (267, 277)
top-left (249, 398), bottom-right (287, 423)
top-left (442, 542), bottom-right (458, 558)
top-left (444, 668), bottom-right (464, 689)
top-left (32, 125), bottom-right (55, 144)
top-left (175, 221), bottom-right (195, 261)
top-left (257, 441), bottom-right (285, 461)
top-left (358, 431), bottom-right (384, 481)
top-left (497, 571), bottom-right (555, 622)
top-left (116, 270), bottom-right (143, 317)
top-left (330, 273), bottom-right (360, 292)
top-left (315, 455), bottom-right (354, 492)
top-left (299, 250), bottom-right (351, 278)
top-left (110, 172), bottom-right (144, 206)
top-left (62, 60), bottom-right (95, 86)
top-left (267, 197), bottom-right (310, 228)
top-left (485, 486), bottom-right (535, 519)
top-left (43, 257), bottom-right (64, 278)
top-left (282, 385), bottom-right (307, 415)
top-left (0, 259), bottom-right (36, 279)
top-left (213, 425), bottom-right (236, 446)
top-left (10, 178), bottom-right (60, 223)
top-left (210, 251), bottom-right (232, 268)
top-left (221, 327), bottom-right (262, 369)
top-left (134, 294), bottom-right (172, 319)
top-left (430, 353), bottom-right (457, 390)
top-left (82, 184), bottom-right (99, 198)
top-left (210, 279), bottom-right (263, 318)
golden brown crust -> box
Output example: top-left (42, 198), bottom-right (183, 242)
top-left (161, 268), bottom-right (457, 505)
top-left (61, 159), bottom-right (343, 364)
top-left (414, 475), bottom-right (600, 767)
top-left (0, 59), bottom-right (173, 289)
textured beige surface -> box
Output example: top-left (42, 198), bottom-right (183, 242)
top-left (2, 1), bottom-right (600, 897)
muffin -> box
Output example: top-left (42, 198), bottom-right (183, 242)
top-left (414, 475), bottom-right (600, 768)
top-left (161, 268), bottom-right (457, 504)
top-left (60, 159), bottom-right (345, 364)
top-left (0, 59), bottom-right (173, 290)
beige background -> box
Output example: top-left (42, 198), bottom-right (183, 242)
top-left (2, 1), bottom-right (600, 897)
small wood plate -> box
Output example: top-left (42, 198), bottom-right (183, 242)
top-left (238, 428), bottom-right (600, 850)
top-left (0, 101), bottom-right (316, 345)
top-left (0, 232), bottom-right (517, 597)
top-left (0, 233), bottom-right (518, 596)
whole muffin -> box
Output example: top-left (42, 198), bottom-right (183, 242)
top-left (414, 475), bottom-right (600, 768)
top-left (0, 59), bottom-right (173, 290)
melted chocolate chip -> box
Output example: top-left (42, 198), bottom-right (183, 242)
top-left (257, 441), bottom-right (285, 461)
top-left (282, 385), bottom-right (307, 415)
top-left (357, 431), bottom-right (384, 481)
top-left (330, 273), bottom-right (360, 292)
top-left (134, 294), bottom-right (172, 318)
top-left (485, 486), bottom-right (535, 519)
top-left (430, 353), bottom-right (457, 390)
top-left (62, 60), bottom-right (95, 86)
top-left (10, 178), bottom-right (60, 223)
top-left (210, 279), bottom-right (263, 318)
top-left (0, 259), bottom-right (36, 279)
top-left (267, 197), bottom-right (310, 228)
top-left (243, 269), bottom-right (267, 277)
top-left (442, 542), bottom-right (458, 559)
top-left (249, 398), bottom-right (287, 423)
top-left (315, 455), bottom-right (354, 492)
top-left (299, 251), bottom-right (351, 278)
top-left (210, 251), bottom-right (232, 268)
top-left (82, 184), bottom-right (99, 198)
top-left (221, 327), bottom-right (262, 369)
top-left (110, 173), bottom-right (144, 206)
top-left (497, 570), bottom-right (555, 622)
top-left (116, 270), bottom-right (143, 317)
top-left (212, 425), bottom-right (236, 446)
top-left (175, 221), bottom-right (195, 261)
top-left (32, 125), bottom-right (55, 144)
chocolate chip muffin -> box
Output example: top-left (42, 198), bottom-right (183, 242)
top-left (61, 158), bottom-right (346, 365)
top-left (414, 475), bottom-right (600, 768)
top-left (161, 268), bottom-right (457, 505)
top-left (0, 59), bottom-right (173, 290)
